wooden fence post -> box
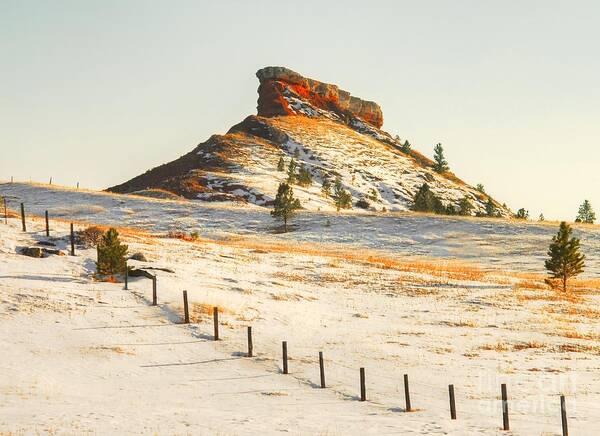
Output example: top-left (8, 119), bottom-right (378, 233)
top-left (359, 367), bottom-right (366, 401)
top-left (501, 383), bottom-right (509, 431)
top-left (282, 341), bottom-right (288, 374)
top-left (319, 351), bottom-right (326, 388)
top-left (213, 307), bottom-right (219, 340)
top-left (182, 290), bottom-right (189, 324)
top-left (45, 211), bottom-right (49, 236)
top-left (247, 326), bottom-right (253, 357)
top-left (404, 374), bottom-right (412, 412)
top-left (20, 203), bottom-right (26, 232)
top-left (70, 223), bottom-right (75, 256)
top-left (124, 261), bottom-right (128, 290)
top-left (561, 395), bottom-right (568, 436)
top-left (152, 275), bottom-right (157, 306)
top-left (449, 384), bottom-right (456, 419)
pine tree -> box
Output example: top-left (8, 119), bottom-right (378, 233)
top-left (458, 196), bottom-right (473, 216)
top-left (539, 213), bottom-right (545, 222)
top-left (97, 228), bottom-right (128, 276)
top-left (321, 176), bottom-right (331, 197)
top-left (287, 158), bottom-right (297, 184)
top-left (297, 163), bottom-right (313, 187)
top-left (411, 183), bottom-right (446, 213)
top-left (433, 143), bottom-right (449, 173)
top-left (271, 182), bottom-right (301, 232)
top-left (545, 222), bottom-right (585, 292)
top-left (515, 208), bottom-right (529, 220)
top-left (401, 140), bottom-right (411, 154)
top-left (576, 200), bottom-right (595, 224)
top-left (485, 197), bottom-right (496, 217)
top-left (332, 177), bottom-right (352, 211)
top-left (367, 188), bottom-right (379, 202)
top-left (476, 184), bottom-right (485, 193)
top-left (277, 156), bottom-right (285, 172)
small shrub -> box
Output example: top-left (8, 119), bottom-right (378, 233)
top-left (76, 226), bottom-right (104, 248)
top-left (97, 228), bottom-right (128, 276)
top-left (355, 198), bottom-right (370, 209)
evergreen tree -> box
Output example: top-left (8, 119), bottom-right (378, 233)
top-left (297, 163), bottom-right (313, 187)
top-left (485, 197), bottom-right (496, 217)
top-left (412, 183), bottom-right (443, 213)
top-left (539, 213), bottom-right (545, 222)
top-left (271, 182), bottom-right (301, 232)
top-left (515, 208), bottom-right (529, 220)
top-left (545, 222), bottom-right (585, 292)
top-left (476, 184), bottom-right (485, 193)
top-left (400, 140), bottom-right (411, 154)
top-left (433, 143), bottom-right (449, 173)
top-left (332, 177), bottom-right (352, 211)
top-left (458, 196), bottom-right (474, 216)
top-left (321, 176), bottom-right (331, 197)
top-left (576, 200), bottom-right (595, 224)
top-left (277, 156), bottom-right (285, 172)
top-left (367, 188), bottom-right (379, 202)
top-left (97, 228), bottom-right (128, 276)
top-left (287, 158), bottom-right (297, 184)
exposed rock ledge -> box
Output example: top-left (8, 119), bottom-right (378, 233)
top-left (256, 66), bottom-right (383, 128)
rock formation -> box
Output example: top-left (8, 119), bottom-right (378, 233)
top-left (256, 66), bottom-right (383, 128)
top-left (108, 67), bottom-right (511, 218)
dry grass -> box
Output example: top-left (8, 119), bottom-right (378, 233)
top-left (512, 341), bottom-right (547, 351)
top-left (83, 346), bottom-right (135, 356)
top-left (550, 329), bottom-right (600, 341)
top-left (543, 304), bottom-right (600, 320)
top-left (479, 342), bottom-right (510, 352)
top-left (189, 303), bottom-right (230, 323)
top-left (440, 319), bottom-right (478, 328)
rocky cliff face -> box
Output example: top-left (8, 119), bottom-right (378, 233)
top-left (108, 67), bottom-right (511, 217)
top-left (256, 66), bottom-right (383, 129)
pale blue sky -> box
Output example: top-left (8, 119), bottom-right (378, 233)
top-left (1, 0), bottom-right (599, 221)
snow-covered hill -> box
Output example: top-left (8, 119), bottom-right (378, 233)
top-left (108, 67), bottom-right (511, 217)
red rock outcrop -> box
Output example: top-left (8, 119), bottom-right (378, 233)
top-left (256, 66), bottom-right (383, 128)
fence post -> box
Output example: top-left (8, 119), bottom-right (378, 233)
top-left (560, 395), bottom-right (568, 436)
top-left (359, 367), bottom-right (366, 401)
top-left (319, 351), bottom-right (326, 388)
top-left (282, 341), bottom-right (288, 374)
top-left (45, 211), bottom-right (49, 236)
top-left (501, 383), bottom-right (509, 431)
top-left (20, 203), bottom-right (26, 232)
top-left (152, 275), bottom-right (157, 306)
top-left (3, 197), bottom-right (7, 224)
top-left (182, 290), bottom-right (189, 324)
top-left (404, 374), bottom-right (412, 412)
top-left (449, 384), bottom-right (456, 419)
top-left (70, 223), bottom-right (75, 256)
top-left (124, 260), bottom-right (128, 290)
top-left (247, 326), bottom-right (253, 357)
top-left (213, 307), bottom-right (219, 340)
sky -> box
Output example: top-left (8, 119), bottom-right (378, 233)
top-left (1, 0), bottom-right (599, 221)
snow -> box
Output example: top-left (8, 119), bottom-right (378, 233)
top-left (2, 184), bottom-right (600, 434)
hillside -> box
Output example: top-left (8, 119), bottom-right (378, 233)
top-left (108, 67), bottom-right (511, 217)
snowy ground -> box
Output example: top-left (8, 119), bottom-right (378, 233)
top-left (2, 184), bottom-right (600, 435)
top-left (2, 183), bottom-right (600, 276)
